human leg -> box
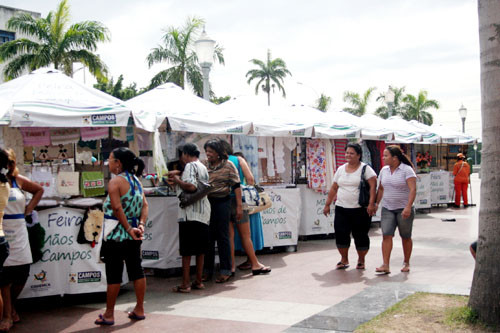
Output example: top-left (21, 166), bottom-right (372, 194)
top-left (352, 208), bottom-right (371, 267)
top-left (213, 198), bottom-right (232, 279)
top-left (454, 180), bottom-right (462, 206)
top-left (229, 221), bottom-right (236, 272)
top-left (236, 221), bottom-right (268, 271)
top-left (461, 182), bottom-right (468, 206)
top-left (204, 199), bottom-right (219, 279)
top-left (333, 206), bottom-right (352, 267)
top-left (0, 284), bottom-right (13, 331)
top-left (397, 208), bottom-right (415, 272)
top-left (377, 208), bottom-right (398, 273)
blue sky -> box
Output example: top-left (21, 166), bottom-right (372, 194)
top-left (2, 0), bottom-right (482, 138)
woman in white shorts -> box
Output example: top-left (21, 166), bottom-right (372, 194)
top-left (374, 145), bottom-right (416, 274)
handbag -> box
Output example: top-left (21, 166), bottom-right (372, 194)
top-left (247, 191), bottom-right (273, 215)
top-left (178, 165), bottom-right (212, 208)
top-left (241, 185), bottom-right (261, 207)
top-left (358, 165), bottom-right (370, 207)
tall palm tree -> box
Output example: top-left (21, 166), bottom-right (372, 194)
top-left (315, 93), bottom-right (332, 112)
top-left (342, 87), bottom-right (376, 116)
top-left (401, 90), bottom-right (439, 125)
top-left (246, 49), bottom-right (292, 106)
top-left (469, 0), bottom-right (500, 326)
top-left (146, 17), bottom-right (225, 96)
top-left (375, 86), bottom-right (406, 119)
top-left (0, 0), bottom-right (109, 80)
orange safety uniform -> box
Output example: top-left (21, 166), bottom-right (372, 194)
top-left (453, 160), bottom-right (470, 206)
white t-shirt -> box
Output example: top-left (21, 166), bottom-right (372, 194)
top-left (332, 162), bottom-right (377, 208)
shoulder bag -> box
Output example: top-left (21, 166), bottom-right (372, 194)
top-left (358, 165), bottom-right (371, 207)
top-left (178, 164), bottom-right (212, 208)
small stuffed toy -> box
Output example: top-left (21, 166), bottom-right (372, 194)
top-left (83, 209), bottom-right (104, 248)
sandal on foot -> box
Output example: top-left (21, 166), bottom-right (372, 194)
top-left (252, 266), bottom-right (271, 275)
top-left (375, 265), bottom-right (391, 274)
top-left (128, 311), bottom-right (146, 320)
top-left (172, 285), bottom-right (191, 293)
top-left (401, 263), bottom-right (410, 272)
top-left (95, 314), bottom-right (114, 326)
top-left (215, 274), bottom-right (232, 283)
top-left (336, 262), bottom-right (350, 270)
top-left (191, 282), bottom-right (205, 290)
top-left (356, 262), bottom-right (365, 270)
top-left (237, 262), bottom-right (252, 270)
top-left (201, 274), bottom-right (211, 282)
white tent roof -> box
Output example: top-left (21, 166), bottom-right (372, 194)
top-left (429, 123), bottom-right (477, 144)
top-left (0, 68), bottom-right (131, 127)
top-left (383, 116), bottom-right (423, 143)
top-left (128, 83), bottom-right (252, 134)
top-left (357, 114), bottom-right (395, 141)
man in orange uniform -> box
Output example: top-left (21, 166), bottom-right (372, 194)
top-left (453, 153), bottom-right (470, 208)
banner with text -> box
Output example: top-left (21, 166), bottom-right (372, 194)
top-left (298, 186), bottom-right (334, 236)
top-left (261, 188), bottom-right (300, 247)
top-left (430, 171), bottom-right (451, 204)
top-left (415, 174), bottom-right (432, 209)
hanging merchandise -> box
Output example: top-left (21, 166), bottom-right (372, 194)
top-left (366, 140), bottom-right (381, 174)
top-left (81, 127), bottom-right (108, 141)
top-left (152, 130), bottom-right (168, 178)
top-left (112, 127), bottom-right (121, 138)
top-left (233, 135), bottom-right (259, 182)
top-left (325, 139), bottom-right (335, 190)
top-left (257, 137), bottom-right (267, 158)
top-left (3, 127), bottom-right (24, 169)
top-left (306, 139), bottom-right (327, 193)
top-left (32, 168), bottom-right (56, 197)
top-left (361, 141), bottom-right (372, 166)
top-left (136, 132), bottom-right (152, 151)
top-left (126, 117), bottom-right (135, 142)
top-left (20, 127), bottom-right (51, 147)
top-left (56, 172), bottom-right (80, 196)
top-left (274, 137), bottom-right (286, 174)
top-left (49, 128), bottom-right (80, 146)
top-left (266, 137), bottom-right (275, 177)
top-left (375, 141), bottom-right (386, 171)
top-left (334, 139), bottom-right (348, 170)
top-left (81, 171), bottom-right (105, 197)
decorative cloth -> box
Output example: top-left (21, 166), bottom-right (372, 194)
top-left (325, 139), bottom-right (335, 190)
top-left (361, 141), bottom-right (372, 166)
top-left (136, 132), bottom-right (152, 150)
top-left (266, 137), bottom-right (275, 177)
top-left (126, 117), bottom-right (135, 142)
top-left (50, 128), bottom-right (80, 146)
top-left (334, 139), bottom-right (348, 170)
top-left (112, 127), bottom-right (122, 139)
top-left (20, 128), bottom-right (50, 147)
top-left (56, 172), bottom-right (80, 196)
top-left (274, 137), bottom-right (286, 174)
top-left (81, 127), bottom-right (108, 141)
top-left (81, 171), bottom-right (105, 197)
top-left (306, 139), bottom-right (327, 193)
top-left (31, 169), bottom-right (56, 197)
top-left (232, 135), bottom-right (259, 182)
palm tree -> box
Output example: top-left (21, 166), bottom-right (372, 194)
top-left (246, 49), bottom-right (292, 106)
top-left (315, 93), bottom-right (332, 112)
top-left (342, 87), bottom-right (376, 116)
top-left (146, 17), bottom-right (225, 96)
top-left (469, 0), bottom-right (500, 326)
top-left (0, 0), bottom-right (109, 80)
top-left (375, 86), bottom-right (406, 119)
top-left (401, 90), bottom-right (439, 125)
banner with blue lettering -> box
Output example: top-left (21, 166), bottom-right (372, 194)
top-left (19, 207), bottom-right (126, 298)
top-left (298, 185), bottom-right (335, 236)
top-left (260, 188), bottom-right (300, 247)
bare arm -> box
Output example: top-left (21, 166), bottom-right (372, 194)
top-left (108, 178), bottom-right (142, 240)
top-left (238, 157), bottom-right (255, 185)
top-left (375, 182), bottom-right (384, 208)
top-left (367, 176), bottom-right (377, 216)
top-left (323, 182), bottom-right (339, 216)
top-left (138, 193), bottom-right (149, 233)
top-left (17, 175), bottom-right (44, 216)
top-left (234, 186), bottom-right (243, 221)
top-left (401, 177), bottom-right (417, 219)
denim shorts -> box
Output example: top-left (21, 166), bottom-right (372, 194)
top-left (381, 207), bottom-right (415, 238)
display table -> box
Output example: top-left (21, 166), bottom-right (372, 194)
top-left (416, 174), bottom-right (432, 209)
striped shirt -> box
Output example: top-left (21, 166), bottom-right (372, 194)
top-left (176, 161), bottom-right (211, 225)
top-left (203, 159), bottom-right (240, 198)
top-left (379, 163), bottom-right (416, 210)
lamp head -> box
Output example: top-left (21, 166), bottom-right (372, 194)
top-left (195, 27), bottom-right (216, 66)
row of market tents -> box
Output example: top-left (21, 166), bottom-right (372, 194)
top-left (0, 68), bottom-right (477, 144)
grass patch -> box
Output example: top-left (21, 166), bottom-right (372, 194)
top-left (355, 292), bottom-right (493, 333)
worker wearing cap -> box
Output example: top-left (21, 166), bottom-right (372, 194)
top-left (453, 153), bottom-right (470, 208)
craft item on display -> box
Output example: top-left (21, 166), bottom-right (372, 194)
top-left (77, 209), bottom-right (104, 248)
top-left (306, 139), bottom-right (327, 193)
top-left (80, 127), bottom-right (109, 141)
top-left (24, 147), bottom-right (34, 162)
top-left (35, 144), bottom-right (74, 161)
top-left (20, 128), bottom-right (51, 147)
top-left (325, 139), bottom-right (335, 189)
top-left (50, 128), bottom-right (80, 146)
top-left (81, 171), bottom-right (105, 197)
top-left (31, 168), bottom-right (56, 197)
top-left (274, 137), bottom-right (286, 174)
top-left (334, 139), bottom-right (348, 170)
top-left (257, 137), bottom-right (267, 158)
top-left (112, 127), bottom-right (121, 138)
top-left (75, 151), bottom-right (93, 165)
top-left (126, 117), bottom-right (135, 142)
top-left (233, 135), bottom-right (259, 182)
top-left (266, 137), bottom-right (275, 177)
top-left (153, 131), bottom-right (168, 178)
top-left (136, 132), bottom-right (152, 150)
top-left (56, 172), bottom-right (80, 196)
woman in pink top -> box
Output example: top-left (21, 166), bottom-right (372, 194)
top-left (374, 146), bottom-right (416, 274)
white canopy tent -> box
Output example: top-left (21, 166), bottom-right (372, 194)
top-left (128, 83), bottom-right (252, 134)
top-left (429, 123), bottom-right (477, 144)
top-left (383, 116), bottom-right (423, 143)
top-left (0, 68), bottom-right (132, 127)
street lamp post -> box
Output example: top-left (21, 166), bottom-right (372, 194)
top-left (385, 89), bottom-right (395, 117)
top-left (459, 104), bottom-right (467, 133)
top-left (195, 27), bottom-right (216, 100)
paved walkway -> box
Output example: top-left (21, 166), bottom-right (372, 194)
top-left (12, 175), bottom-right (480, 332)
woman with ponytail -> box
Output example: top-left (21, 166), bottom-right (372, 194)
top-left (95, 147), bottom-right (149, 326)
top-left (374, 145), bottom-right (416, 274)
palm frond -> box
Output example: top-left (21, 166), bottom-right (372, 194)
top-left (65, 49), bottom-right (108, 80)
top-left (7, 13), bottom-right (51, 42)
top-left (61, 21), bottom-right (110, 51)
top-left (2, 54), bottom-right (37, 80)
top-left (0, 39), bottom-right (41, 62)
top-left (51, 0), bottom-right (70, 43)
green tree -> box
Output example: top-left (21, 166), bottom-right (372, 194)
top-left (246, 49), bottom-right (292, 106)
top-left (401, 90), bottom-right (439, 125)
top-left (375, 86), bottom-right (406, 119)
top-left (0, 0), bottom-right (109, 80)
top-left (146, 17), bottom-right (225, 96)
top-left (94, 74), bottom-right (145, 101)
top-left (342, 87), bottom-right (376, 116)
top-left (211, 95), bottom-right (231, 105)
top-left (315, 93), bottom-right (332, 112)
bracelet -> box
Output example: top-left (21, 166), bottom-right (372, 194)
top-left (139, 222), bottom-right (145, 226)
top-left (126, 225), bottom-right (132, 232)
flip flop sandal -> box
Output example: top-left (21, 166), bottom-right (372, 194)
top-left (95, 314), bottom-right (114, 326)
top-left (128, 311), bottom-right (146, 320)
top-left (252, 266), bottom-right (271, 275)
top-left (401, 263), bottom-right (410, 272)
top-left (356, 262), bottom-right (366, 270)
top-left (172, 285), bottom-right (191, 293)
top-left (191, 282), bottom-right (205, 290)
top-left (336, 262), bottom-right (350, 270)
top-left (375, 266), bottom-right (391, 274)
top-left (215, 274), bottom-right (232, 283)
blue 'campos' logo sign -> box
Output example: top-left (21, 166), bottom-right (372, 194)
top-left (91, 114), bottom-right (116, 125)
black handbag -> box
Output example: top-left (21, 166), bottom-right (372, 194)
top-left (358, 165), bottom-right (370, 207)
top-left (178, 165), bottom-right (212, 208)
